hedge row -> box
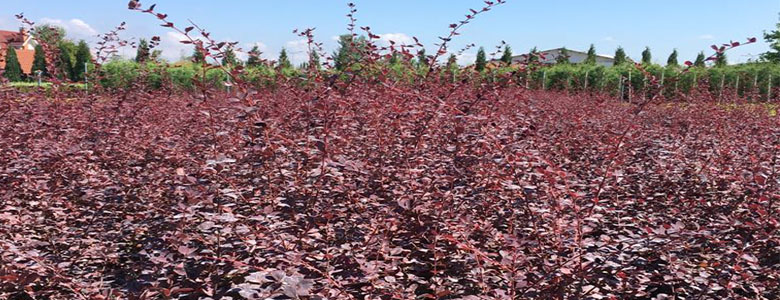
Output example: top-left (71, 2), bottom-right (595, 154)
top-left (505, 63), bottom-right (780, 101)
top-left (61, 59), bottom-right (780, 101)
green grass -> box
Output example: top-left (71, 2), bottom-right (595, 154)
top-left (6, 82), bottom-right (88, 90)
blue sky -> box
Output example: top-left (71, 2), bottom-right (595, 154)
top-left (1, 1), bottom-right (778, 65)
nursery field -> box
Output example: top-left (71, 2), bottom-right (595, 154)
top-left (0, 85), bottom-right (777, 299)
top-left (1, 1), bottom-right (779, 299)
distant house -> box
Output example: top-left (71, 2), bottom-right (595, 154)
top-left (0, 28), bottom-right (38, 74)
top-left (498, 48), bottom-right (631, 67)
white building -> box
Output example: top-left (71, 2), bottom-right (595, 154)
top-left (509, 48), bottom-right (631, 67)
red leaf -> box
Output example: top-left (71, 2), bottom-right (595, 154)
top-left (617, 271), bottom-right (627, 279)
top-left (684, 61), bottom-right (693, 66)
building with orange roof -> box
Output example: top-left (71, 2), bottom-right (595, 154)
top-left (0, 28), bottom-right (38, 75)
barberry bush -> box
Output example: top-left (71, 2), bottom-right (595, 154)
top-left (0, 1), bottom-right (778, 299)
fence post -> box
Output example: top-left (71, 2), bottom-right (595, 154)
top-left (754, 73), bottom-right (759, 90)
top-left (525, 71), bottom-right (529, 89)
top-left (85, 62), bottom-right (89, 96)
top-left (693, 72), bottom-right (697, 88)
top-left (542, 70), bottom-right (547, 91)
top-left (628, 70), bottom-right (632, 103)
top-left (584, 70), bottom-right (589, 91)
top-left (718, 74), bottom-right (725, 102)
top-left (768, 74), bottom-right (772, 101)
top-left (734, 75), bottom-right (739, 99)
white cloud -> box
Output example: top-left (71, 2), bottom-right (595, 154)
top-left (283, 39), bottom-right (310, 66)
top-left (456, 52), bottom-right (477, 66)
top-left (155, 31), bottom-right (192, 62)
top-left (330, 32), bottom-right (414, 48)
top-left (602, 36), bottom-right (616, 42)
top-left (39, 18), bottom-right (97, 38)
top-left (236, 41), bottom-right (270, 61)
top-left (698, 34), bottom-right (714, 40)
top-left (376, 33), bottom-right (414, 47)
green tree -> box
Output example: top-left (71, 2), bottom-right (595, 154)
top-left (3, 47), bottom-right (23, 81)
top-left (150, 49), bottom-right (162, 62)
top-left (333, 34), bottom-right (367, 71)
top-left (715, 52), bottom-right (727, 67)
top-left (475, 47), bottom-right (487, 72)
top-left (556, 47), bottom-right (570, 64)
top-left (277, 48), bottom-right (292, 69)
top-left (666, 49), bottom-right (679, 66)
top-left (641, 46), bottom-right (652, 64)
top-left (72, 40), bottom-right (92, 81)
top-left (192, 47), bottom-right (206, 64)
top-left (613, 47), bottom-right (627, 66)
top-left (388, 52), bottom-right (400, 65)
top-left (528, 47), bottom-right (539, 64)
top-left (308, 51), bottom-right (321, 70)
top-left (761, 15), bottom-right (780, 62)
top-left (34, 25), bottom-right (65, 46)
top-left (32, 44), bottom-right (47, 76)
top-left (584, 44), bottom-right (597, 65)
top-left (445, 54), bottom-right (458, 70)
top-left (57, 41), bottom-right (76, 81)
top-left (221, 47), bottom-right (239, 66)
top-left (693, 52), bottom-right (706, 67)
top-left (135, 39), bottom-right (150, 63)
top-left (246, 45), bottom-right (262, 67)
top-left (500, 45), bottom-right (513, 65)
top-left (416, 48), bottom-right (428, 68)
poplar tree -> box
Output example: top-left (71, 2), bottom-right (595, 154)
top-left (135, 39), bottom-right (150, 63)
top-left (32, 44), bottom-right (47, 76)
top-left (416, 48), bottom-right (428, 68)
top-left (613, 47), bottom-right (627, 66)
top-left (715, 52), bottom-right (727, 67)
top-left (277, 48), bottom-right (292, 69)
top-left (556, 47), bottom-right (570, 64)
top-left (221, 47), bottom-right (239, 66)
top-left (246, 46), bottom-right (262, 67)
top-left (192, 47), bottom-right (205, 64)
top-left (57, 41), bottom-right (75, 80)
top-left (475, 47), bottom-right (487, 72)
top-left (641, 47), bottom-right (652, 65)
top-left (584, 44), bottom-right (597, 65)
top-left (3, 47), bottom-right (23, 81)
top-left (666, 49), bottom-right (679, 66)
top-left (694, 52), bottom-right (706, 67)
top-left (500, 45), bottom-right (513, 65)
top-left (528, 47), bottom-right (539, 64)
top-left (73, 40), bottom-right (92, 81)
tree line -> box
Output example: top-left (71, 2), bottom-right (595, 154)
top-left (5, 16), bottom-right (780, 84)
